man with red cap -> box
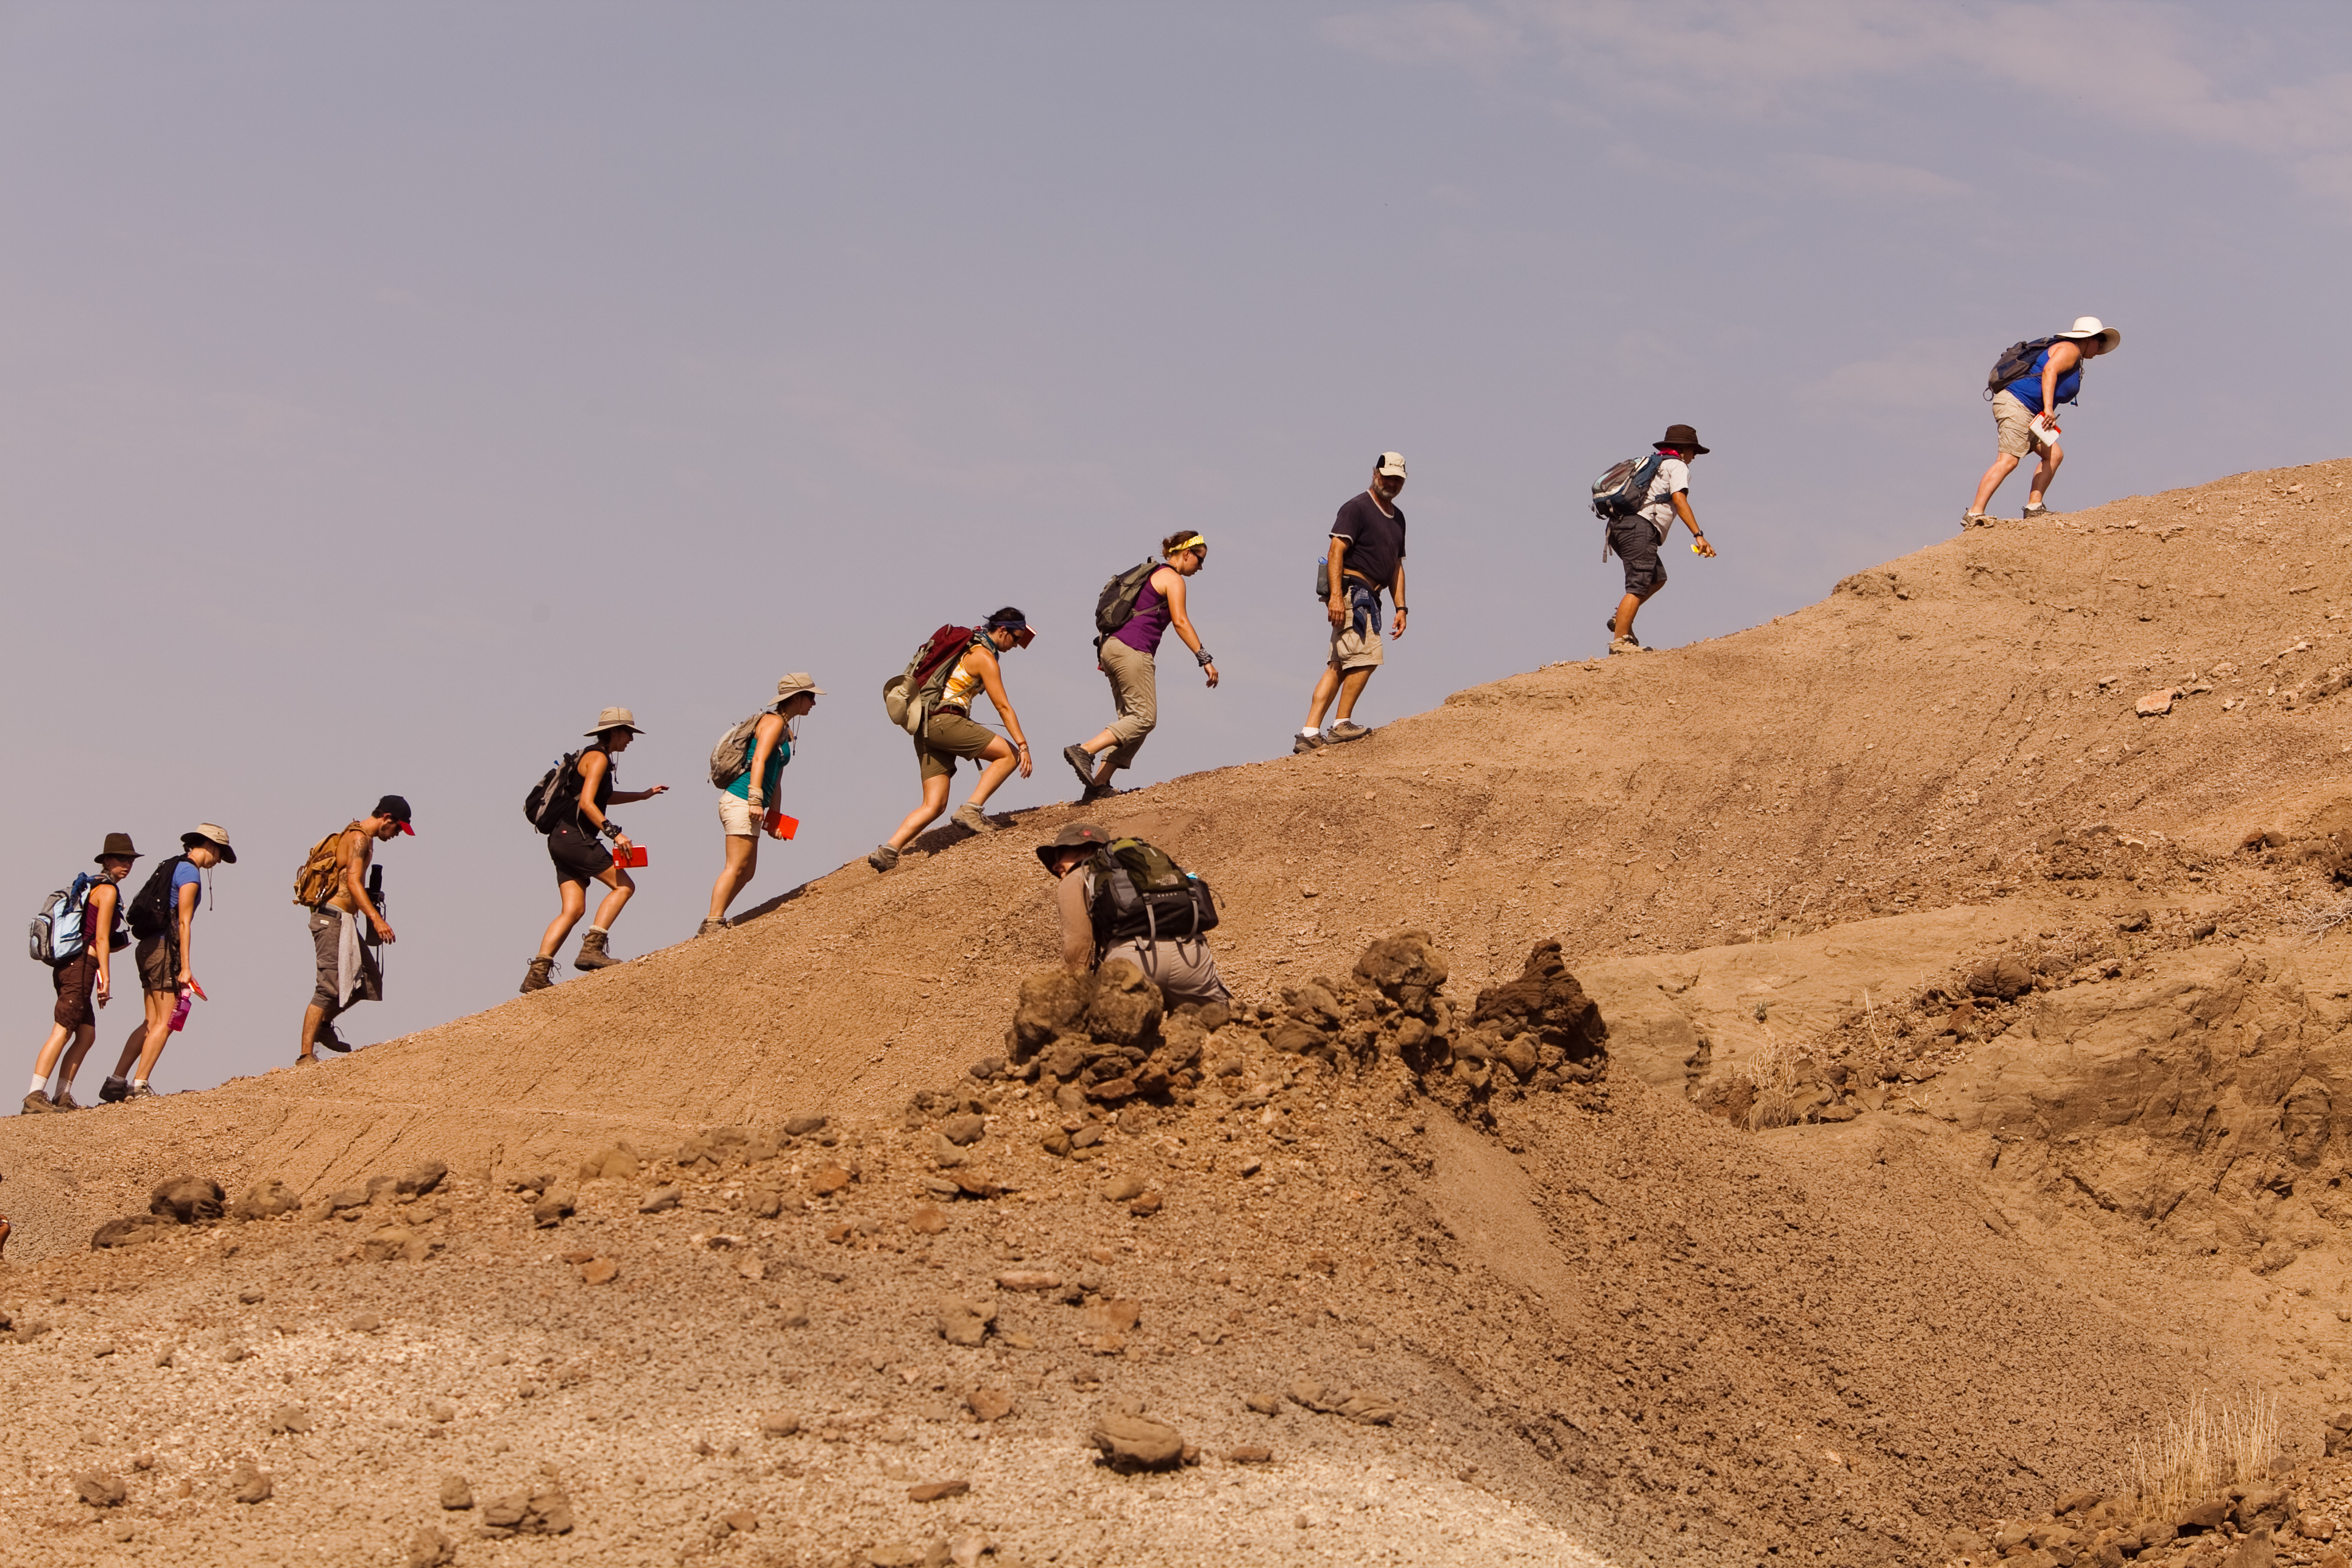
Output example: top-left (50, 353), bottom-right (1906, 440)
top-left (296, 794), bottom-right (412, 1065)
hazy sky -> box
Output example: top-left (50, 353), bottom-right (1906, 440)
top-left (5, 1), bottom-right (2347, 1091)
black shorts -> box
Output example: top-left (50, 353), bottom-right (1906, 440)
top-left (1609, 516), bottom-right (1667, 598)
top-left (547, 821), bottom-right (613, 884)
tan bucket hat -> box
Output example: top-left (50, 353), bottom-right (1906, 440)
top-left (775, 673), bottom-right (826, 701)
top-left (585, 706), bottom-right (645, 736)
top-left (182, 823), bottom-right (236, 864)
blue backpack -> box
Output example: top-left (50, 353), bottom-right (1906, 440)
top-left (29, 872), bottom-right (98, 964)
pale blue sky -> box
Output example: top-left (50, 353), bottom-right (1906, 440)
top-left (4, 2), bottom-right (2347, 1089)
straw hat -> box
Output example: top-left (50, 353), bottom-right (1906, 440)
top-left (585, 707), bottom-right (645, 736)
top-left (2054, 316), bottom-right (2121, 352)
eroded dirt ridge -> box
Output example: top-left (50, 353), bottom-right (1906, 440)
top-left (10, 461), bottom-right (2352, 1564)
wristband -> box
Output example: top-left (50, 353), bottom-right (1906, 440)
top-left (1195, 648), bottom-right (1214, 668)
top-left (599, 819), bottom-right (624, 841)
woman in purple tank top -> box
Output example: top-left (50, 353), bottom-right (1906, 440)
top-left (1061, 532), bottom-right (1218, 801)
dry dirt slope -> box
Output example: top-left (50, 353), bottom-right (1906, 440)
top-left (3, 457), bottom-right (2352, 1566)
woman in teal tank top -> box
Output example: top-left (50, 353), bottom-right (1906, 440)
top-left (703, 675), bottom-right (822, 934)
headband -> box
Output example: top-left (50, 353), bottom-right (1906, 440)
top-left (1168, 534), bottom-right (1207, 554)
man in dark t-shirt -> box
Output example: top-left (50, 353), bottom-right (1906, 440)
top-left (1296, 452), bottom-right (1410, 752)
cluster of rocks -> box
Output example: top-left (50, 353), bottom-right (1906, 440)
top-left (1948, 1481), bottom-right (2315, 1567)
top-left (991, 933), bottom-right (1608, 1133)
top-left (83, 1162), bottom-right (448, 1260)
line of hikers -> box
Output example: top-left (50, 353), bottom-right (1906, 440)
top-left (21, 315), bottom-right (2121, 1106)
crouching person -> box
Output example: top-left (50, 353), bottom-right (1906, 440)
top-left (1034, 823), bottom-right (1229, 1006)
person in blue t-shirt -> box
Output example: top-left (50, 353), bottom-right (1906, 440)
top-left (1966, 316), bottom-right (2121, 526)
top-left (101, 824), bottom-right (233, 1103)
top-left (702, 674), bottom-right (822, 934)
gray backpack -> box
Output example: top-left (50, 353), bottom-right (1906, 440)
top-left (708, 707), bottom-right (780, 788)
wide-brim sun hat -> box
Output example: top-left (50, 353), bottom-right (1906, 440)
top-left (95, 832), bottom-right (141, 863)
top-left (183, 823), bottom-right (236, 864)
top-left (586, 706), bottom-right (645, 736)
top-left (775, 674), bottom-right (825, 701)
top-left (2054, 316), bottom-right (2121, 353)
top-left (1035, 821), bottom-right (1113, 870)
top-left (1655, 423), bottom-right (1711, 455)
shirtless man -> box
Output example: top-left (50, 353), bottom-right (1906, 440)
top-left (297, 795), bottom-right (412, 1065)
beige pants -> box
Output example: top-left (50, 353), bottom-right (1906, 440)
top-left (1097, 638), bottom-right (1159, 772)
top-left (1100, 938), bottom-right (1229, 1006)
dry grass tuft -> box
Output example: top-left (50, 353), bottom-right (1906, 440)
top-left (2131, 1388), bottom-right (2280, 1518)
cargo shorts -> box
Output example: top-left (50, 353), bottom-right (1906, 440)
top-left (1991, 390), bottom-right (2054, 459)
top-left (916, 709), bottom-right (1000, 782)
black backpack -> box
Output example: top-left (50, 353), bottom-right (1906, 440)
top-left (1086, 836), bottom-right (1220, 952)
top-left (1985, 336), bottom-right (2059, 400)
top-left (126, 855), bottom-right (189, 943)
top-left (523, 749), bottom-right (587, 834)
top-left (1093, 561), bottom-right (1159, 652)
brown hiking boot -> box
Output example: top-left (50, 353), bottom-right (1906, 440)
top-left (696, 917), bottom-right (728, 939)
top-left (20, 1090), bottom-right (54, 1115)
top-left (520, 955), bottom-right (557, 993)
top-left (52, 1089), bottom-right (82, 1112)
top-left (573, 930), bottom-right (619, 971)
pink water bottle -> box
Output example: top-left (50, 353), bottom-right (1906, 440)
top-left (168, 987), bottom-right (192, 1033)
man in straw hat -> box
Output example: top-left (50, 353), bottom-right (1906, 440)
top-left (23, 833), bottom-right (138, 1113)
top-left (100, 824), bottom-right (235, 1103)
top-left (1965, 316), bottom-right (2122, 526)
top-left (297, 796), bottom-right (412, 1064)
top-left (703, 674), bottom-right (823, 935)
top-left (1608, 424), bottom-right (1718, 654)
top-left (521, 707), bottom-right (670, 992)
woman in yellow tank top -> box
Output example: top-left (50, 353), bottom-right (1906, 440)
top-left (867, 609), bottom-right (1036, 872)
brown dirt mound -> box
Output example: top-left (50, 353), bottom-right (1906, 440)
top-left (6, 458), bottom-right (2352, 1563)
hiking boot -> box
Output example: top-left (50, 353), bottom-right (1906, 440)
top-left (696, 917), bottom-right (728, 939)
top-left (520, 955), bottom-right (557, 993)
top-left (867, 844), bottom-right (901, 872)
top-left (1607, 620), bottom-right (1640, 648)
top-left (2022, 502), bottom-right (2051, 519)
top-left (573, 930), bottom-right (620, 972)
top-left (951, 802), bottom-right (994, 833)
top-left (1062, 743), bottom-right (1096, 792)
top-left (1292, 731), bottom-right (1326, 755)
top-left (1079, 783), bottom-right (1117, 804)
top-left (20, 1090), bottom-right (54, 1115)
top-left (317, 1025), bottom-right (351, 1054)
top-left (52, 1089), bottom-right (82, 1112)
top-left (1961, 510), bottom-right (1992, 528)
top-left (124, 1083), bottom-right (157, 1101)
top-left (98, 1076), bottom-right (129, 1104)
top-left (1327, 721), bottom-right (1373, 743)
top-left (1609, 636), bottom-right (1642, 656)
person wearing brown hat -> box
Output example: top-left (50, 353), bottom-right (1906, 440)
top-left (1036, 822), bottom-right (1231, 1006)
top-left (297, 796), bottom-right (412, 1065)
top-left (24, 833), bottom-right (138, 1114)
top-left (703, 675), bottom-right (823, 936)
top-left (99, 824), bottom-right (235, 1103)
top-left (1607, 425), bottom-right (1717, 653)
top-left (520, 708), bottom-right (671, 991)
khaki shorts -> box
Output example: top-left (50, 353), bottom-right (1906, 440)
top-left (1991, 390), bottom-right (2053, 459)
top-left (135, 934), bottom-right (178, 994)
top-left (718, 791), bottom-right (757, 838)
top-left (1329, 616), bottom-right (1384, 672)
top-left (916, 710), bottom-right (999, 782)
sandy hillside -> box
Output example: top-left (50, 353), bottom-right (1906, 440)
top-left (7, 457), bottom-right (2352, 1567)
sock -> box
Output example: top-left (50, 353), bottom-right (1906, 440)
top-left (1301, 726), bottom-right (1319, 738)
top-left (28, 1075), bottom-right (48, 1095)
top-left (132, 1078), bottom-right (147, 1089)
top-left (588, 925), bottom-right (609, 936)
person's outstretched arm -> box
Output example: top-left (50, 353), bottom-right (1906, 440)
top-left (1162, 572), bottom-right (1218, 687)
top-left (1672, 492), bottom-right (1717, 558)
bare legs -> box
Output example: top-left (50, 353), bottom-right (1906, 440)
top-left (1612, 588), bottom-right (1660, 641)
top-left (708, 835), bottom-right (758, 922)
top-left (1971, 442), bottom-right (2063, 516)
top-left (1303, 665), bottom-right (1374, 733)
top-left (109, 989), bottom-right (174, 1086)
top-left (539, 866), bottom-right (634, 961)
top-left (887, 740), bottom-right (1017, 852)
top-left (29, 1022), bottom-right (94, 1098)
